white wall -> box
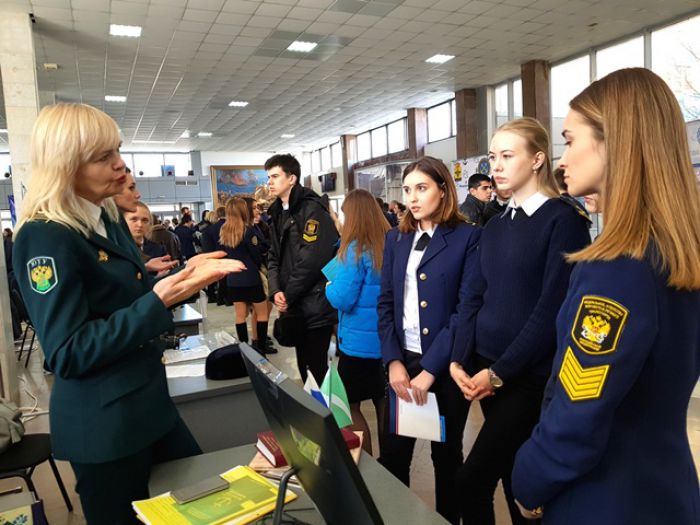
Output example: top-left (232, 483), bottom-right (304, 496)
top-left (309, 164), bottom-right (347, 198)
top-left (424, 136), bottom-right (457, 164)
top-left (198, 151), bottom-right (273, 179)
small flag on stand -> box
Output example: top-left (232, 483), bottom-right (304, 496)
top-left (320, 362), bottom-right (353, 428)
top-left (303, 371), bottom-right (327, 407)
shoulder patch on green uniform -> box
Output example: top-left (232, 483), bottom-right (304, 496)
top-left (559, 347), bottom-right (610, 401)
top-left (27, 256), bottom-right (58, 294)
top-left (571, 295), bottom-right (628, 355)
top-left (303, 219), bottom-right (319, 243)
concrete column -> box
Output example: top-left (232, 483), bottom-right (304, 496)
top-left (407, 108), bottom-right (427, 158)
top-left (455, 88), bottom-right (480, 159)
top-left (341, 134), bottom-right (356, 191)
top-left (521, 60), bottom-right (551, 136)
top-left (0, 7), bottom-right (40, 213)
top-left (0, 7), bottom-right (39, 402)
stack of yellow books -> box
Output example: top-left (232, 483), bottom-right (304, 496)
top-left (132, 466), bottom-right (297, 525)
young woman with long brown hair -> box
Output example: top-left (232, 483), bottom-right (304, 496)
top-left (219, 196), bottom-right (270, 352)
top-left (511, 68), bottom-right (700, 525)
top-left (377, 156), bottom-right (481, 524)
top-left (325, 189), bottom-right (389, 455)
top-left (449, 117), bottom-right (591, 525)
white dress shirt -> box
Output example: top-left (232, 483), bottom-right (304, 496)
top-left (77, 197), bottom-right (108, 238)
top-left (506, 191), bottom-right (550, 219)
top-left (402, 223), bottom-right (435, 354)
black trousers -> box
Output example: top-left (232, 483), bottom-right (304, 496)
top-left (456, 354), bottom-right (546, 525)
top-left (378, 350), bottom-right (470, 525)
top-left (72, 416), bottom-right (201, 525)
top-left (295, 324), bottom-right (333, 384)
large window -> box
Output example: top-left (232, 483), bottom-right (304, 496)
top-left (311, 149), bottom-right (321, 173)
top-left (0, 153), bottom-right (10, 176)
top-left (427, 100), bottom-right (455, 142)
top-left (320, 146), bottom-right (331, 171)
top-left (387, 119), bottom-right (407, 153)
top-left (513, 79), bottom-right (523, 118)
top-left (551, 55), bottom-right (591, 158)
top-left (596, 36), bottom-right (644, 79)
top-left (357, 132), bottom-right (372, 162)
top-left (652, 14), bottom-right (700, 121)
top-left (128, 152), bottom-right (191, 177)
top-left (371, 127), bottom-right (388, 158)
top-left (331, 142), bottom-right (342, 167)
top-left (495, 83), bottom-right (509, 128)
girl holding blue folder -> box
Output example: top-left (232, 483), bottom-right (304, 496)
top-left (377, 156), bottom-right (481, 524)
top-left (325, 189), bottom-right (390, 455)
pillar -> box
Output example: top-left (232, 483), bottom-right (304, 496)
top-left (521, 60), bottom-right (551, 136)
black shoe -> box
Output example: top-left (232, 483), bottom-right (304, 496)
top-left (265, 345), bottom-right (278, 355)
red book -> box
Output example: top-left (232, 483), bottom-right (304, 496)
top-left (256, 428), bottom-right (361, 468)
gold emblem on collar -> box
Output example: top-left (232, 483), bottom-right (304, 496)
top-left (98, 250), bottom-right (109, 262)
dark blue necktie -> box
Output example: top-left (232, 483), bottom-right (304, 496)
top-left (414, 232), bottom-right (431, 251)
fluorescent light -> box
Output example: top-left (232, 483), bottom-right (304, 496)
top-left (426, 54), bottom-right (455, 64)
top-left (105, 95), bottom-right (126, 102)
top-left (280, 134), bottom-right (295, 139)
top-left (197, 132), bottom-right (212, 137)
top-left (228, 100), bottom-right (249, 107)
top-left (110, 24), bottom-right (142, 37)
top-left (180, 130), bottom-right (190, 139)
top-left (0, 129), bottom-right (7, 133)
top-left (132, 140), bottom-right (176, 145)
top-left (287, 41), bottom-right (317, 53)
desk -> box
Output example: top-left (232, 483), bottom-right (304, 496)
top-left (167, 335), bottom-right (269, 452)
top-left (171, 304), bottom-right (203, 336)
top-left (149, 444), bottom-right (448, 525)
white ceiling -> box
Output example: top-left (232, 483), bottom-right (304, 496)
top-left (0, 0), bottom-right (698, 152)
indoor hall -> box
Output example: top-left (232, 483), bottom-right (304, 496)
top-left (0, 0), bottom-right (699, 524)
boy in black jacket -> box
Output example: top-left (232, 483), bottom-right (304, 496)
top-left (265, 154), bottom-right (338, 383)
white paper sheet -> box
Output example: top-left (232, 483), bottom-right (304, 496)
top-left (165, 363), bottom-right (206, 378)
top-left (395, 389), bottom-right (444, 442)
top-left (162, 345), bottom-right (211, 364)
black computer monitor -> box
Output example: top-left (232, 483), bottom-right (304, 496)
top-left (239, 343), bottom-right (384, 525)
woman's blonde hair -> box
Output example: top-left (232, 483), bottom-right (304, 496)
top-left (495, 117), bottom-right (559, 198)
top-left (567, 68), bottom-right (700, 290)
top-left (16, 103), bottom-right (122, 236)
top-left (219, 197), bottom-right (249, 248)
top-left (399, 156), bottom-right (466, 233)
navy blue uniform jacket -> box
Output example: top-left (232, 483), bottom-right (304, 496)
top-left (217, 225), bottom-right (267, 288)
top-left (377, 222), bottom-right (481, 377)
top-left (13, 216), bottom-right (177, 464)
top-left (512, 256), bottom-right (700, 524)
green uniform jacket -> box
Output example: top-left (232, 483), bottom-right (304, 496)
top-left (13, 216), bottom-right (178, 463)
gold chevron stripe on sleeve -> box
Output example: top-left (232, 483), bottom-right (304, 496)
top-left (559, 347), bottom-right (610, 401)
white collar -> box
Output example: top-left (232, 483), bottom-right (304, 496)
top-left (416, 222), bottom-right (435, 237)
top-left (507, 191), bottom-right (549, 217)
top-left (77, 196), bottom-right (103, 229)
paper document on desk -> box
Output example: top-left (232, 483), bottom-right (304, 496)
top-left (165, 363), bottom-right (206, 378)
top-left (162, 345), bottom-right (210, 364)
top-left (389, 389), bottom-right (445, 442)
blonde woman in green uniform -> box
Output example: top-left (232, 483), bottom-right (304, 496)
top-left (12, 103), bottom-right (246, 524)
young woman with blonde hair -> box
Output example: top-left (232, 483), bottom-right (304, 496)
top-left (512, 68), bottom-right (700, 524)
top-left (377, 156), bottom-right (481, 524)
top-left (325, 189), bottom-right (389, 455)
top-left (450, 117), bottom-right (591, 524)
top-left (218, 196), bottom-right (270, 351)
top-left (12, 103), bottom-right (244, 523)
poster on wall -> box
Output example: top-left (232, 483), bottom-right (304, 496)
top-left (210, 165), bottom-right (267, 207)
top-left (687, 119), bottom-right (700, 183)
top-left (451, 156), bottom-right (490, 202)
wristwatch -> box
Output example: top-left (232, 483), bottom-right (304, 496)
top-left (488, 368), bottom-right (504, 389)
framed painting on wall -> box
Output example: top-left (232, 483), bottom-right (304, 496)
top-left (210, 165), bottom-right (268, 207)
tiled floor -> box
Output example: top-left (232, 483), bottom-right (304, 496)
top-left (2, 301), bottom-right (699, 524)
